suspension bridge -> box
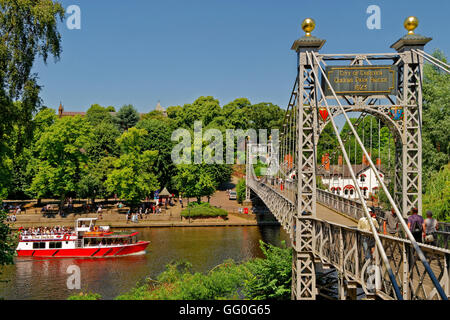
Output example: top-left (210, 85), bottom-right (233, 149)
top-left (245, 17), bottom-right (450, 300)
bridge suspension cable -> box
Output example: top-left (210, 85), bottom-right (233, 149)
top-left (309, 51), bottom-right (448, 300)
top-left (305, 51), bottom-right (404, 300)
top-left (412, 49), bottom-right (450, 74)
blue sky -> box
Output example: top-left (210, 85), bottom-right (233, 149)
top-left (34, 0), bottom-right (450, 113)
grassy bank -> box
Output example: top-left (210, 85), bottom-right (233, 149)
top-left (69, 241), bottom-right (292, 300)
top-left (181, 202), bottom-right (228, 218)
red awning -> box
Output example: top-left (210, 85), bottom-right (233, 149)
top-left (344, 185), bottom-right (355, 190)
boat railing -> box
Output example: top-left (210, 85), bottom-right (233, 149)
top-left (20, 233), bottom-right (76, 241)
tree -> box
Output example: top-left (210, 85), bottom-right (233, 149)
top-left (78, 156), bottom-right (116, 203)
top-left (136, 118), bottom-right (177, 189)
top-left (422, 50), bottom-right (450, 186)
top-left (0, 0), bottom-right (64, 138)
top-left (0, 0), bottom-right (64, 200)
top-left (114, 104), bottom-right (140, 132)
top-left (105, 128), bottom-right (159, 204)
top-left (85, 104), bottom-right (113, 125)
top-left (247, 102), bottom-right (284, 130)
top-left (423, 164), bottom-right (450, 222)
top-left (85, 121), bottom-right (120, 163)
top-left (175, 164), bottom-right (217, 203)
top-left (0, 207), bottom-right (15, 269)
top-left (236, 178), bottom-right (246, 204)
top-left (29, 116), bottom-right (91, 208)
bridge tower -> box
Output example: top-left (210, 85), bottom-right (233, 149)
top-left (390, 17), bottom-right (431, 218)
top-left (290, 18), bottom-right (325, 300)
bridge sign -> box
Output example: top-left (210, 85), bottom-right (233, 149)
top-left (322, 65), bottom-right (397, 96)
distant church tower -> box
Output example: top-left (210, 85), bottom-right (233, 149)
top-left (155, 101), bottom-right (167, 117)
top-left (58, 102), bottom-right (64, 118)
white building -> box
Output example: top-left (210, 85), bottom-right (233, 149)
top-left (318, 154), bottom-right (386, 200)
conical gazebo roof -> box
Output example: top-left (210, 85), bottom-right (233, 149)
top-left (158, 187), bottom-right (171, 197)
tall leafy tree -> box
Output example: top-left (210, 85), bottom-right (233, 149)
top-left (136, 118), bottom-right (176, 189)
top-left (114, 104), bottom-right (140, 132)
top-left (422, 50), bottom-right (450, 186)
top-left (106, 128), bottom-right (159, 204)
top-left (0, 0), bottom-right (64, 162)
top-left (175, 164), bottom-right (217, 204)
top-left (29, 116), bottom-right (91, 208)
top-left (85, 104), bottom-right (113, 125)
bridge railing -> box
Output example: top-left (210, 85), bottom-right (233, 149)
top-left (317, 189), bottom-right (450, 250)
top-left (317, 189), bottom-right (365, 222)
top-left (312, 218), bottom-right (450, 300)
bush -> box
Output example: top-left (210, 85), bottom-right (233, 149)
top-left (68, 292), bottom-right (102, 300)
top-left (236, 179), bottom-right (246, 204)
top-left (181, 202), bottom-right (228, 218)
top-left (115, 241), bottom-right (292, 300)
top-left (242, 240), bottom-right (292, 300)
top-left (423, 164), bottom-right (450, 222)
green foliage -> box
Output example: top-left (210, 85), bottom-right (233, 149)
top-left (422, 50), bottom-right (450, 187)
top-left (67, 292), bottom-right (102, 300)
top-left (253, 161), bottom-right (268, 177)
top-left (114, 104), bottom-right (140, 132)
top-left (243, 241), bottom-right (292, 300)
top-left (116, 241), bottom-right (291, 300)
top-left (85, 104), bottom-right (113, 125)
top-left (236, 178), bottom-right (246, 204)
top-left (136, 118), bottom-right (177, 189)
top-left (181, 202), bottom-right (228, 218)
top-left (175, 164), bottom-right (217, 203)
top-left (0, 206), bottom-right (15, 267)
top-left (106, 128), bottom-right (159, 203)
top-left (0, 0), bottom-right (64, 199)
top-left (423, 164), bottom-right (450, 222)
top-left (85, 121), bottom-right (120, 163)
top-left (28, 116), bottom-right (91, 204)
top-left (0, 0), bottom-right (64, 137)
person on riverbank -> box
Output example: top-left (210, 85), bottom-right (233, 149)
top-left (383, 208), bottom-right (400, 237)
top-left (407, 207), bottom-right (424, 243)
top-left (424, 210), bottom-right (438, 246)
top-left (97, 205), bottom-right (103, 219)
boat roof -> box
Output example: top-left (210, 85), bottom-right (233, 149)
top-left (77, 218), bottom-right (98, 222)
top-left (84, 232), bottom-right (138, 239)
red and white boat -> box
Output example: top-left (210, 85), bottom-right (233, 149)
top-left (16, 218), bottom-right (150, 258)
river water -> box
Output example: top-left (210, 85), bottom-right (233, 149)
top-left (0, 226), bottom-right (289, 300)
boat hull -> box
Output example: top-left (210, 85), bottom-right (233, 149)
top-left (16, 241), bottom-right (150, 258)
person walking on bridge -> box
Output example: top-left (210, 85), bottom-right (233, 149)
top-left (424, 211), bottom-right (438, 246)
top-left (383, 208), bottom-right (400, 237)
top-left (358, 210), bottom-right (379, 261)
top-left (407, 208), bottom-right (424, 243)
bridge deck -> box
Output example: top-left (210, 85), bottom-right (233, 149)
top-left (316, 203), bottom-right (357, 227)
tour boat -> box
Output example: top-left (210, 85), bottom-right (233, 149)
top-left (16, 218), bottom-right (150, 258)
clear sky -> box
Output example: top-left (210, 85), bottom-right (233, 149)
top-left (34, 0), bottom-right (450, 113)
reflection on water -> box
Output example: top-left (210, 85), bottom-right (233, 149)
top-left (0, 226), bottom-right (289, 300)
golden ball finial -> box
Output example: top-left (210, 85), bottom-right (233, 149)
top-left (301, 18), bottom-right (316, 37)
top-left (404, 16), bottom-right (418, 35)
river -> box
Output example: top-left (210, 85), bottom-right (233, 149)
top-left (0, 225), bottom-right (290, 300)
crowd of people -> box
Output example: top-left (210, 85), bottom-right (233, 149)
top-left (19, 225), bottom-right (75, 236)
top-left (358, 207), bottom-right (440, 261)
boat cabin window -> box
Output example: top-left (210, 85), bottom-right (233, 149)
top-left (33, 242), bottom-right (46, 249)
top-left (49, 242), bottom-right (62, 249)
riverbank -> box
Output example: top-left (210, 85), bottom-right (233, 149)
top-left (6, 212), bottom-right (279, 230)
